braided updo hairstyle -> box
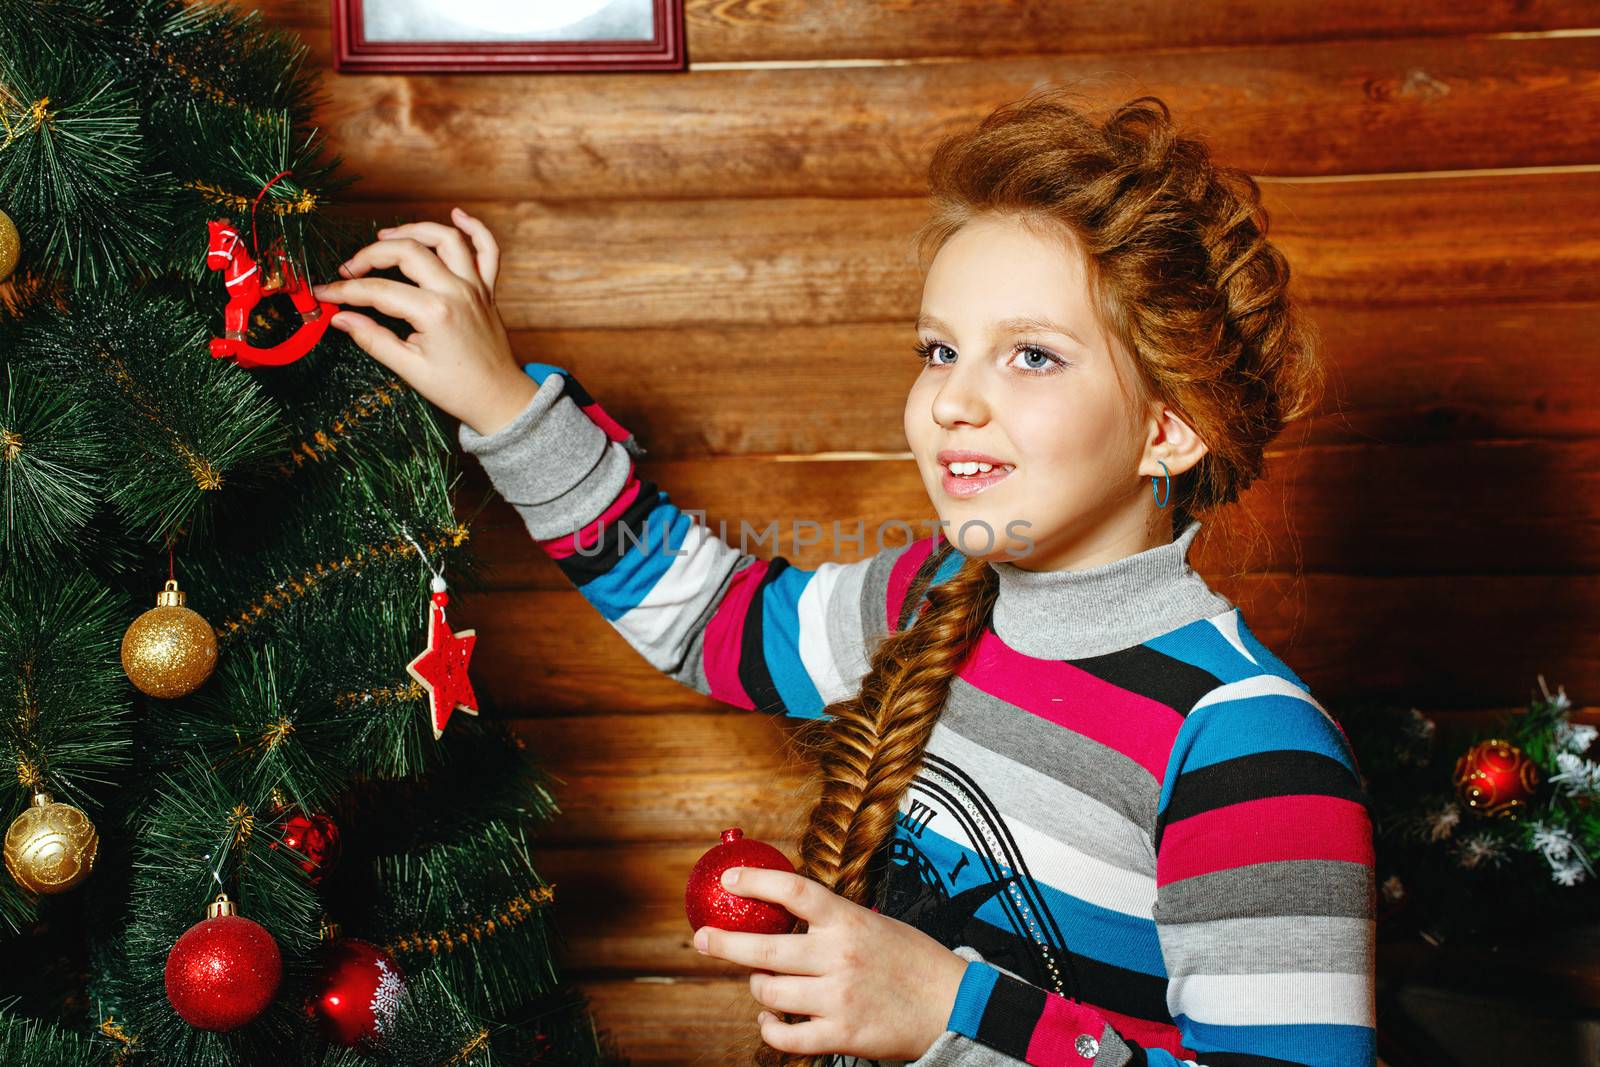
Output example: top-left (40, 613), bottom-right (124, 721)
top-left (744, 84), bottom-right (1325, 1066)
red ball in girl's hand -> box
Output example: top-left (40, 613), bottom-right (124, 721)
top-left (685, 827), bottom-right (798, 935)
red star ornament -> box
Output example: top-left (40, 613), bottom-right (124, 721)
top-left (406, 584), bottom-right (478, 739)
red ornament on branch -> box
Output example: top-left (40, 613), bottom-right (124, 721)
top-left (310, 938), bottom-right (404, 1049)
top-left (164, 893), bottom-right (283, 1032)
top-left (274, 810), bottom-right (342, 884)
top-left (407, 574), bottom-right (478, 740)
top-left (685, 827), bottom-right (798, 935)
top-left (1453, 738), bottom-right (1541, 818)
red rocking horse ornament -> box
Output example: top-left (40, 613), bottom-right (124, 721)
top-left (204, 217), bottom-right (340, 369)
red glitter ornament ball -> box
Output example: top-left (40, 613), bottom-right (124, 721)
top-left (277, 810), bottom-right (342, 883)
top-left (685, 827), bottom-right (798, 934)
top-left (311, 938), bottom-right (404, 1049)
top-left (164, 895), bottom-right (283, 1032)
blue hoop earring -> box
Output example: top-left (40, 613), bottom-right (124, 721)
top-left (1151, 460), bottom-right (1171, 509)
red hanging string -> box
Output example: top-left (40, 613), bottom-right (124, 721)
top-left (249, 169), bottom-right (294, 260)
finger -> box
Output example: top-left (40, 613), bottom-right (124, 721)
top-left (757, 1012), bottom-right (833, 1056)
top-left (697, 927), bottom-right (823, 976)
top-left (750, 972), bottom-right (826, 1018)
top-left (335, 237), bottom-right (463, 295)
top-left (313, 276), bottom-right (445, 327)
top-left (448, 206), bottom-right (500, 297)
top-left (368, 220), bottom-right (481, 290)
top-left (721, 867), bottom-right (828, 923)
top-left (328, 311), bottom-right (427, 380)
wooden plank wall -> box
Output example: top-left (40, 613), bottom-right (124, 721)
top-left (243, 2), bottom-right (1600, 1061)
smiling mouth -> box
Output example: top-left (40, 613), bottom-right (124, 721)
top-left (940, 461), bottom-right (1014, 497)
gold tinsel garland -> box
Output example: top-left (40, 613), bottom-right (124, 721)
top-left (386, 884), bottom-right (557, 959)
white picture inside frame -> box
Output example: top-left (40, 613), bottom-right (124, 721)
top-left (362, 0), bottom-right (656, 41)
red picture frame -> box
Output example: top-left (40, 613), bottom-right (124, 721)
top-left (330, 0), bottom-right (686, 73)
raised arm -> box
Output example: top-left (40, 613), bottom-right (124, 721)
top-left (459, 363), bottom-right (939, 720)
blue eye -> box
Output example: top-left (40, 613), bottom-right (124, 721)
top-left (912, 340), bottom-right (1068, 374)
top-left (912, 340), bottom-right (955, 367)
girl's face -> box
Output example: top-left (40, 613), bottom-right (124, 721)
top-left (904, 213), bottom-right (1165, 570)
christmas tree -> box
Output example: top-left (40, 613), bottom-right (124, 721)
top-left (0, 2), bottom-right (613, 1063)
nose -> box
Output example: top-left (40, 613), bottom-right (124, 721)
top-left (929, 359), bottom-right (991, 430)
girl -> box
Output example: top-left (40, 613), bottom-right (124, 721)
top-left (312, 86), bottom-right (1376, 1067)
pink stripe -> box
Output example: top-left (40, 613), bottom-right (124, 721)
top-left (579, 399), bottom-right (634, 446)
top-left (539, 466), bottom-right (644, 560)
top-left (699, 559), bottom-right (769, 711)
top-left (1026, 995), bottom-right (1110, 1063)
top-left (883, 535), bottom-right (939, 633)
top-left (1089, 1005), bottom-right (1195, 1060)
top-left (964, 632), bottom-right (1184, 778)
top-left (1158, 793), bottom-right (1375, 884)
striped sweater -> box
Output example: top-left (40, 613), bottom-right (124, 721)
top-left (458, 363), bottom-right (1378, 1067)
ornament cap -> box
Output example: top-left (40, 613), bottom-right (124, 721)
top-left (319, 915), bottom-right (343, 943)
top-left (156, 578), bottom-right (186, 608)
top-left (720, 828), bottom-right (744, 844)
top-left (207, 892), bottom-right (237, 919)
top-left (29, 791), bottom-right (53, 809)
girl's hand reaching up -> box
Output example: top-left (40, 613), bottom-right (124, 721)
top-left (311, 207), bottom-right (538, 437)
top-left (693, 865), bottom-right (969, 1059)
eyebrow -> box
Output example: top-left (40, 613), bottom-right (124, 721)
top-left (915, 313), bottom-right (1090, 350)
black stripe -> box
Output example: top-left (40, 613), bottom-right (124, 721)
top-left (554, 371), bottom-right (594, 408)
top-left (1062, 643), bottom-right (1222, 718)
top-left (736, 556), bottom-right (791, 714)
top-left (1153, 749), bottom-right (1369, 853)
top-left (976, 970), bottom-right (1047, 1055)
top-left (547, 477), bottom-right (660, 588)
top-left (954, 919), bottom-right (1171, 1022)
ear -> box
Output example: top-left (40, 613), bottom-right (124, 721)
top-left (1139, 401), bottom-right (1209, 479)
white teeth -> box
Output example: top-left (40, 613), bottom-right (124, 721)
top-left (945, 461), bottom-right (1008, 476)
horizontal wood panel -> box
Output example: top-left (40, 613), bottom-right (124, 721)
top-left (296, 37), bottom-right (1600, 201)
top-left (255, 0), bottom-right (1600, 64)
top-left (484, 301), bottom-right (1600, 456)
top-left (451, 437), bottom-right (1600, 591)
top-left (579, 975), bottom-right (761, 1066)
top-left (332, 172), bottom-right (1600, 330)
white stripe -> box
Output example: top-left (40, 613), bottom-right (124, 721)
top-left (611, 519), bottom-right (741, 671)
top-left (225, 264), bottom-right (258, 286)
top-left (1001, 809), bottom-right (1157, 920)
top-left (1205, 609), bottom-right (1257, 666)
top-left (1168, 970), bottom-right (1375, 1027)
top-left (1190, 673), bottom-right (1340, 732)
top-left (797, 560), bottom-right (853, 705)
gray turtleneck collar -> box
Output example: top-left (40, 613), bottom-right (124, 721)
top-left (986, 518), bottom-right (1234, 661)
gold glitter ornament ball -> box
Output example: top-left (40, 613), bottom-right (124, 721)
top-left (4, 792), bottom-right (99, 894)
top-left (121, 578), bottom-right (218, 698)
top-left (0, 208), bottom-right (18, 282)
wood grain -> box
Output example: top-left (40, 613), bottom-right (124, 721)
top-left (331, 171), bottom-right (1600, 330)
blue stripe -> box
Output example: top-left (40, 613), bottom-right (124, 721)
top-left (1166, 1015), bottom-right (1375, 1067)
top-left (762, 564), bottom-right (824, 717)
top-left (946, 960), bottom-right (998, 1036)
top-left (1233, 614), bottom-right (1310, 692)
top-left (573, 493), bottom-right (685, 621)
top-left (521, 362), bottom-right (566, 385)
top-left (907, 822), bottom-right (1166, 976)
top-left (1143, 612), bottom-right (1261, 684)
top-left (1158, 693), bottom-right (1353, 814)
